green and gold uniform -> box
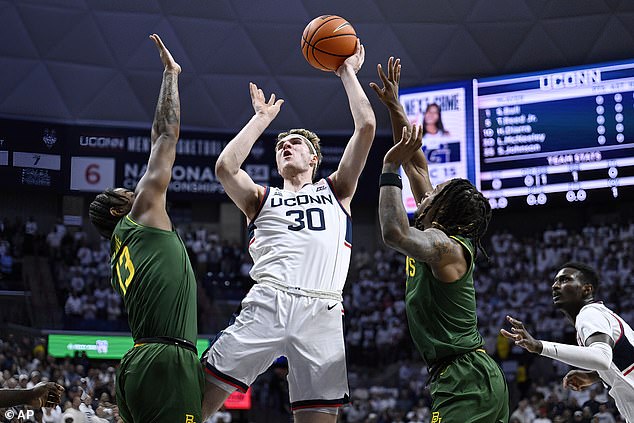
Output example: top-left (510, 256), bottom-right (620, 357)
top-left (405, 235), bottom-right (509, 423)
top-left (111, 215), bottom-right (203, 423)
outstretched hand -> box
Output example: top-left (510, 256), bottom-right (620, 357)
top-left (250, 82), bottom-right (284, 121)
top-left (384, 125), bottom-right (423, 167)
top-left (500, 315), bottom-right (543, 354)
top-left (150, 33), bottom-right (181, 74)
top-left (370, 56), bottom-right (401, 107)
top-left (335, 41), bottom-right (365, 76)
top-left (29, 382), bottom-right (65, 408)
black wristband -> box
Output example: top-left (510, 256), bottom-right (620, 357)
top-left (379, 172), bottom-right (403, 189)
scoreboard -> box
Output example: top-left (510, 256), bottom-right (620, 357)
top-left (477, 61), bottom-right (634, 209)
top-left (399, 58), bottom-right (634, 211)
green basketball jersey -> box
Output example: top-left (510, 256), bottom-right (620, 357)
top-left (405, 235), bottom-right (484, 365)
top-left (110, 215), bottom-right (197, 344)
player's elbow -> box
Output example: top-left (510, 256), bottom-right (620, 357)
top-left (593, 354), bottom-right (612, 371)
top-left (355, 103), bottom-right (376, 132)
top-left (215, 157), bottom-right (236, 181)
top-left (589, 342), bottom-right (613, 371)
top-left (357, 115), bottom-right (376, 136)
top-left (381, 225), bottom-right (404, 249)
top-left (152, 123), bottom-right (179, 143)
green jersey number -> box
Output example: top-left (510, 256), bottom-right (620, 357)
top-left (116, 246), bottom-right (135, 295)
top-left (406, 257), bottom-right (416, 277)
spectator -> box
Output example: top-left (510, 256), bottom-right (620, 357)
top-left (594, 403), bottom-right (616, 423)
top-left (510, 399), bottom-right (536, 423)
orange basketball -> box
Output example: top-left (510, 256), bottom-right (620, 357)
top-left (301, 15), bottom-right (357, 72)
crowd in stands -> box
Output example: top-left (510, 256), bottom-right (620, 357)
top-left (2, 213), bottom-right (633, 422)
top-left (0, 334), bottom-right (118, 423)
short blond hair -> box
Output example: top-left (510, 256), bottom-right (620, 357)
top-left (276, 129), bottom-right (322, 179)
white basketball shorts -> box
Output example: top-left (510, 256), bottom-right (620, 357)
top-left (203, 283), bottom-right (350, 411)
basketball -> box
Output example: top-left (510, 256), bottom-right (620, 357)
top-left (301, 15), bottom-right (357, 72)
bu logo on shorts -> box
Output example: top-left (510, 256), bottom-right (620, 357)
top-left (431, 411), bottom-right (442, 422)
top-left (184, 414), bottom-right (195, 423)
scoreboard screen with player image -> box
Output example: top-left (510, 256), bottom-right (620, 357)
top-left (399, 81), bottom-right (477, 215)
top-left (476, 59), bottom-right (634, 209)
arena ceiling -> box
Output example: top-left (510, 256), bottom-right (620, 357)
top-left (1, 0), bottom-right (634, 135)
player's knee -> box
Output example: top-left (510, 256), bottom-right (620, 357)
top-left (202, 381), bottom-right (233, 418)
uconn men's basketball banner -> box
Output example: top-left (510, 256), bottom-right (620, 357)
top-left (0, 118), bottom-right (385, 201)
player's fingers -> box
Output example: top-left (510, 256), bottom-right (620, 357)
top-left (369, 82), bottom-right (382, 97)
top-left (401, 126), bottom-right (409, 142)
top-left (377, 64), bottom-right (389, 86)
top-left (149, 33), bottom-right (161, 48)
top-left (390, 58), bottom-right (398, 81)
top-left (151, 34), bottom-right (169, 57)
top-left (414, 124), bottom-right (423, 142)
top-left (407, 125), bottom-right (418, 144)
top-left (499, 328), bottom-right (514, 339)
top-left (275, 99), bottom-right (284, 108)
top-left (507, 315), bottom-right (523, 327)
top-left (358, 44), bottom-right (365, 65)
top-left (249, 82), bottom-right (256, 97)
top-left (387, 56), bottom-right (394, 80)
top-left (268, 93), bottom-right (276, 105)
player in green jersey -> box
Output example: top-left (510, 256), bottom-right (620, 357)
top-left (88, 34), bottom-right (203, 423)
top-left (371, 57), bottom-right (509, 422)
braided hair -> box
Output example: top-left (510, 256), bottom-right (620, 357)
top-left (414, 178), bottom-right (492, 258)
top-left (88, 189), bottom-right (130, 239)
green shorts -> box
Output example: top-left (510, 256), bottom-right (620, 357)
top-left (116, 343), bottom-right (204, 423)
top-left (429, 349), bottom-right (509, 423)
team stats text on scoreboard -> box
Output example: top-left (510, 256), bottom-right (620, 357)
top-left (477, 61), bottom-right (634, 209)
top-left (400, 58), bottom-right (634, 211)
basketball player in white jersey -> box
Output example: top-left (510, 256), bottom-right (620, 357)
top-left (201, 43), bottom-right (375, 423)
top-left (502, 262), bottom-right (634, 422)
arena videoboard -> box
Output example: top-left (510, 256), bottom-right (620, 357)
top-left (400, 58), bottom-right (634, 211)
top-left (477, 60), bottom-right (634, 209)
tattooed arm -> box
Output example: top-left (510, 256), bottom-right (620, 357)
top-left (379, 127), bottom-right (467, 283)
top-left (130, 34), bottom-right (181, 230)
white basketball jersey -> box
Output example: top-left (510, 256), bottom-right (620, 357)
top-left (248, 178), bottom-right (352, 299)
top-left (576, 303), bottom-right (634, 422)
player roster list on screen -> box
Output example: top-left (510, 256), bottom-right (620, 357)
top-left (476, 61), bottom-right (634, 208)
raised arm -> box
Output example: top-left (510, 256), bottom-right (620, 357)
top-left (501, 315), bottom-right (614, 372)
top-left (378, 126), bottom-right (466, 283)
top-left (370, 57), bottom-right (433, 202)
top-left (329, 43), bottom-right (376, 212)
top-left (130, 34), bottom-right (181, 230)
top-left (215, 83), bottom-right (283, 221)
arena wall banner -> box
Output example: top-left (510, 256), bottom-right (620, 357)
top-left (0, 118), bottom-right (387, 202)
top-left (47, 334), bottom-right (210, 359)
